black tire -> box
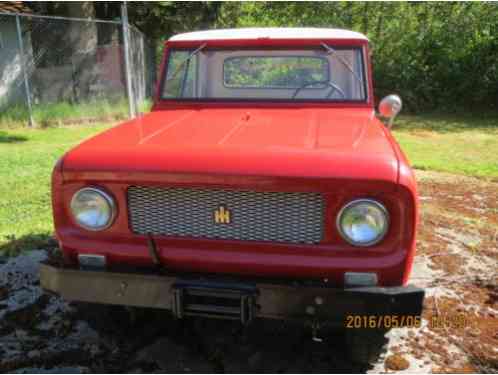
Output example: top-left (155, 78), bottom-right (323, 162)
top-left (345, 328), bottom-right (388, 365)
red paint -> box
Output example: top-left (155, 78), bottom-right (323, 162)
top-left (52, 34), bottom-right (418, 287)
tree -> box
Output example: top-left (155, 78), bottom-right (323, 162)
top-left (127, 2), bottom-right (222, 63)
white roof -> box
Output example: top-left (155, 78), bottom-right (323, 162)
top-left (169, 28), bottom-right (368, 42)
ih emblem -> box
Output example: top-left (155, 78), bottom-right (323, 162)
top-left (214, 205), bottom-right (231, 224)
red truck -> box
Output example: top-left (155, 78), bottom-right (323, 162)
top-left (41, 28), bottom-right (424, 364)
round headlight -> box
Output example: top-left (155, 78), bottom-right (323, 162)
top-left (337, 199), bottom-right (389, 246)
top-left (70, 188), bottom-right (116, 231)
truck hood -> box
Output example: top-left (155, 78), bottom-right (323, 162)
top-left (63, 107), bottom-right (399, 182)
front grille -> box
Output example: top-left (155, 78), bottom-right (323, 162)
top-left (127, 186), bottom-right (324, 244)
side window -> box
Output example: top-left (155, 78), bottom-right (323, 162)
top-left (163, 50), bottom-right (197, 98)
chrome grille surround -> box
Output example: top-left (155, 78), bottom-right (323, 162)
top-left (127, 186), bottom-right (324, 244)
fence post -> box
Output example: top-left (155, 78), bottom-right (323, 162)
top-left (15, 15), bottom-right (34, 127)
top-left (121, 2), bottom-right (136, 119)
top-left (139, 29), bottom-right (145, 106)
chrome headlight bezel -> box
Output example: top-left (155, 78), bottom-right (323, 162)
top-left (336, 199), bottom-right (389, 247)
top-left (70, 187), bottom-right (116, 231)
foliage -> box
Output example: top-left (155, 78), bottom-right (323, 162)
top-left (163, 2), bottom-right (498, 113)
top-left (128, 2), bottom-right (222, 64)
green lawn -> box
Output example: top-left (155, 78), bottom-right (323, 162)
top-left (0, 124), bottom-right (112, 255)
top-left (0, 113), bottom-right (497, 255)
top-left (393, 113), bottom-right (498, 180)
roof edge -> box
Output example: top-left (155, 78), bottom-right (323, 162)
top-left (169, 27), bottom-right (369, 42)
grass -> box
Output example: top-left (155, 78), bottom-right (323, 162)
top-left (0, 124), bottom-right (112, 255)
top-left (393, 113), bottom-right (498, 180)
top-left (0, 113), bottom-right (496, 255)
top-left (0, 99), bottom-right (151, 129)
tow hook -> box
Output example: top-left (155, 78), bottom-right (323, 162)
top-left (311, 320), bottom-right (323, 343)
top-left (147, 233), bottom-right (164, 272)
top-left (306, 298), bottom-right (324, 343)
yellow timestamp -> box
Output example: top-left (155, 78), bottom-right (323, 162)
top-left (345, 315), bottom-right (422, 329)
top-left (429, 314), bottom-right (469, 329)
top-left (345, 314), bottom-right (471, 329)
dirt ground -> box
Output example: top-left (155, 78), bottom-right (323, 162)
top-left (0, 170), bottom-right (496, 373)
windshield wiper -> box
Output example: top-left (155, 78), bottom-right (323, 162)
top-left (320, 42), bottom-right (364, 86)
top-left (166, 43), bottom-right (207, 83)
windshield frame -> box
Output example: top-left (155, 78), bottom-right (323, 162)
top-left (157, 43), bottom-right (371, 105)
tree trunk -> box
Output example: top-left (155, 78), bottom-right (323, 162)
top-left (66, 2), bottom-right (98, 103)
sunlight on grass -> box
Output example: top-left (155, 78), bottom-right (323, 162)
top-left (393, 114), bottom-right (498, 180)
top-left (0, 99), bottom-right (152, 128)
top-left (0, 124), bottom-right (112, 254)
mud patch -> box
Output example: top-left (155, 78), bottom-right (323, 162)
top-left (373, 170), bottom-right (498, 373)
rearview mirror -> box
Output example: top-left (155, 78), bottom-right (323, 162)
top-left (379, 95), bottom-right (402, 129)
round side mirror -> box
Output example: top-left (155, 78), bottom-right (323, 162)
top-left (379, 95), bottom-right (402, 128)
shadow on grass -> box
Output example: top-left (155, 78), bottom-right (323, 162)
top-left (396, 113), bottom-right (498, 133)
top-left (0, 131), bottom-right (28, 144)
top-left (0, 233), bottom-right (57, 257)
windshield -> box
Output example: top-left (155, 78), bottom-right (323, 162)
top-left (162, 47), bottom-right (367, 101)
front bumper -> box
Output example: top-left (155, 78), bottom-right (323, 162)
top-left (40, 262), bottom-right (424, 326)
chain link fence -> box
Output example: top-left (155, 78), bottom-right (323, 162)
top-left (0, 12), bottom-right (155, 127)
